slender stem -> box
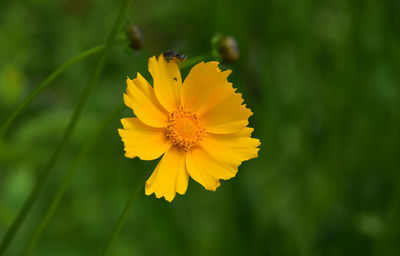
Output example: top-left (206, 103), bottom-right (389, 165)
top-left (0, 40), bottom-right (121, 139)
top-left (20, 104), bottom-right (124, 256)
top-left (100, 168), bottom-right (148, 256)
top-left (0, 0), bottom-right (133, 254)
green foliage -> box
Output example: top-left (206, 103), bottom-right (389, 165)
top-left (1, 0), bottom-right (400, 255)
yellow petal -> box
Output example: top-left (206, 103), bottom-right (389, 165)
top-left (186, 146), bottom-right (236, 191)
top-left (186, 128), bottom-right (259, 191)
top-left (200, 90), bottom-right (253, 134)
top-left (200, 128), bottom-right (260, 167)
top-left (145, 146), bottom-right (188, 202)
top-left (124, 74), bottom-right (169, 128)
top-left (181, 61), bottom-right (252, 134)
top-left (181, 61), bottom-right (232, 115)
top-left (118, 118), bottom-right (171, 160)
top-left (148, 55), bottom-right (182, 113)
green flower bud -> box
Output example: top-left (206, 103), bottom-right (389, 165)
top-left (127, 25), bottom-right (143, 50)
top-left (217, 36), bottom-right (239, 64)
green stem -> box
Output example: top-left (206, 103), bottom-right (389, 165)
top-left (0, 0), bottom-right (133, 254)
top-left (179, 53), bottom-right (213, 70)
top-left (100, 168), bottom-right (149, 256)
top-left (20, 104), bottom-right (124, 256)
top-left (0, 40), bottom-right (122, 139)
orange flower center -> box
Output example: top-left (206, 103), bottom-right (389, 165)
top-left (166, 107), bottom-right (206, 151)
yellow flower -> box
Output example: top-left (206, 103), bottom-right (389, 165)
top-left (118, 54), bottom-right (260, 202)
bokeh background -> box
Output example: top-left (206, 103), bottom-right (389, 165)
top-left (1, 0), bottom-right (400, 255)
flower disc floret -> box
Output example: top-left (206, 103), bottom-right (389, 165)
top-left (166, 107), bottom-right (205, 151)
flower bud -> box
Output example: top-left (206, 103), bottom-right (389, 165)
top-left (127, 25), bottom-right (143, 50)
top-left (217, 36), bottom-right (239, 64)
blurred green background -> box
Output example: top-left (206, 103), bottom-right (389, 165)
top-left (1, 0), bottom-right (400, 255)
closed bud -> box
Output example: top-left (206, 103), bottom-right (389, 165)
top-left (217, 36), bottom-right (239, 64)
top-left (126, 25), bottom-right (143, 50)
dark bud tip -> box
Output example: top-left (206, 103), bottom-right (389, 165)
top-left (127, 25), bottom-right (143, 50)
top-left (217, 36), bottom-right (239, 64)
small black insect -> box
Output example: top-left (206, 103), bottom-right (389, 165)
top-left (163, 50), bottom-right (187, 62)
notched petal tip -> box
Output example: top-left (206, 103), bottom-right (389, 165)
top-left (144, 147), bottom-right (187, 202)
top-left (246, 127), bottom-right (255, 134)
top-left (157, 53), bottom-right (168, 63)
top-left (136, 72), bottom-right (145, 81)
top-left (124, 151), bottom-right (136, 159)
top-left (118, 128), bottom-right (137, 159)
top-left (159, 193), bottom-right (176, 202)
top-left (204, 181), bottom-right (221, 192)
top-left (149, 55), bottom-right (157, 62)
top-left (145, 185), bottom-right (176, 202)
top-left (244, 106), bottom-right (254, 117)
top-left (222, 69), bottom-right (232, 77)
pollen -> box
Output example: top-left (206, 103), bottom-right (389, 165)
top-left (166, 107), bottom-right (206, 151)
